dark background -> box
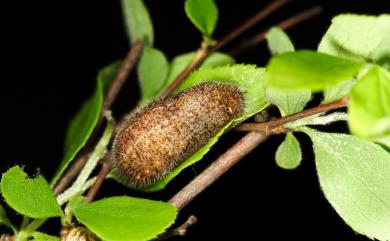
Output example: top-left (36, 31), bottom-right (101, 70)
top-left (0, 0), bottom-right (388, 240)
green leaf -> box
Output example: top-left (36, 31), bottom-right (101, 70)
top-left (1, 166), bottom-right (62, 218)
top-left (143, 64), bottom-right (268, 191)
top-left (275, 133), bottom-right (302, 169)
top-left (318, 14), bottom-right (390, 70)
top-left (121, 0), bottom-right (154, 45)
top-left (0, 204), bottom-right (15, 233)
top-left (267, 50), bottom-right (365, 91)
top-left (67, 195), bottom-right (87, 212)
top-left (138, 47), bottom-right (169, 105)
top-left (162, 52), bottom-right (234, 94)
top-left (266, 27), bottom-right (294, 56)
top-left (32, 232), bottom-right (60, 241)
top-left (74, 196), bottom-right (177, 241)
top-left (265, 87), bottom-right (311, 116)
top-left (322, 79), bottom-right (355, 104)
top-left (348, 65), bottom-right (390, 139)
top-left (301, 128), bottom-right (390, 241)
top-left (185, 0), bottom-right (218, 37)
top-left (374, 136), bottom-right (390, 150)
top-left (51, 62), bottom-right (119, 186)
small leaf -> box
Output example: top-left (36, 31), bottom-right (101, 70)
top-left (121, 0), bottom-right (154, 45)
top-left (32, 232), bottom-right (60, 241)
top-left (348, 65), bottom-right (390, 139)
top-left (51, 62), bottom-right (119, 186)
top-left (162, 52), bottom-right (234, 94)
top-left (322, 79), bottom-right (355, 104)
top-left (1, 166), bottom-right (62, 218)
top-left (301, 128), bottom-right (390, 241)
top-left (0, 204), bottom-right (15, 232)
top-left (74, 196), bottom-right (177, 241)
top-left (267, 50), bottom-right (365, 91)
top-left (145, 64), bottom-right (268, 191)
top-left (265, 87), bottom-right (311, 116)
top-left (318, 14), bottom-right (390, 70)
top-left (266, 27), bottom-right (294, 56)
top-left (67, 195), bottom-right (87, 212)
top-left (138, 47), bottom-right (169, 105)
top-left (185, 0), bottom-right (218, 37)
top-left (275, 133), bottom-right (302, 169)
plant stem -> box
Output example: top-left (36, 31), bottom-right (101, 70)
top-left (234, 97), bottom-right (348, 132)
top-left (157, 215), bottom-right (198, 240)
top-left (168, 131), bottom-right (268, 210)
top-left (211, 0), bottom-right (291, 51)
top-left (53, 40), bottom-right (144, 195)
top-left (85, 152), bottom-right (112, 202)
top-left (230, 5), bottom-right (322, 55)
top-left (57, 177), bottom-right (97, 206)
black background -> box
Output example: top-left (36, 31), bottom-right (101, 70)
top-left (0, 0), bottom-right (388, 240)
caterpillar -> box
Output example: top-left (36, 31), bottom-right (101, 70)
top-left (112, 82), bottom-right (244, 189)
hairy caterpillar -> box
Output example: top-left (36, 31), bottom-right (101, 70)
top-left (112, 82), bottom-right (244, 189)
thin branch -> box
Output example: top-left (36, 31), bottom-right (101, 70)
top-left (211, 0), bottom-right (291, 51)
top-left (168, 131), bottom-right (268, 210)
top-left (53, 40), bottom-right (144, 196)
top-left (234, 97), bottom-right (348, 132)
top-left (230, 5), bottom-right (322, 55)
top-left (85, 152), bottom-right (112, 202)
top-left (157, 215), bottom-right (198, 240)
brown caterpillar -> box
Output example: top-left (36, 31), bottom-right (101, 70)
top-left (112, 82), bottom-right (244, 189)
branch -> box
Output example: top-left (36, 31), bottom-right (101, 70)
top-left (230, 5), bottom-right (322, 55)
top-left (156, 215), bottom-right (198, 240)
top-left (234, 97), bottom-right (348, 132)
top-left (85, 152), bottom-right (112, 202)
top-left (53, 40), bottom-right (144, 196)
top-left (168, 97), bottom-right (348, 210)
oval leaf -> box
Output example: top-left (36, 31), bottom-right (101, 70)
top-left (1, 166), bottom-right (62, 218)
top-left (318, 14), bottom-right (390, 70)
top-left (74, 196), bottom-right (177, 241)
top-left (185, 0), bottom-right (218, 37)
top-left (275, 133), bottom-right (302, 169)
top-left (348, 65), bottom-right (390, 139)
top-left (302, 128), bottom-right (390, 241)
top-left (266, 27), bottom-right (294, 56)
top-left (266, 50), bottom-right (365, 91)
top-left (265, 87), bottom-right (311, 116)
top-left (322, 78), bottom-right (355, 104)
top-left (138, 47), bottom-right (169, 105)
top-left (144, 65), bottom-right (268, 191)
top-left (121, 0), bottom-right (154, 45)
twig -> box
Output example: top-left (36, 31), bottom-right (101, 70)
top-left (168, 97), bottom-right (348, 210)
top-left (230, 5), bottom-right (322, 55)
top-left (53, 40), bottom-right (144, 196)
top-left (234, 97), bottom-right (348, 132)
top-left (211, 0), bottom-right (291, 51)
top-left (157, 215), bottom-right (198, 240)
top-left (85, 152), bottom-right (112, 202)
top-left (168, 131), bottom-right (268, 210)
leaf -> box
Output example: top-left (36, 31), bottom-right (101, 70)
top-left (275, 133), bottom-right (302, 169)
top-left (162, 52), bottom-right (234, 94)
top-left (265, 87), bottom-right (311, 116)
top-left (74, 196), bottom-right (177, 241)
top-left (121, 0), bottom-right (154, 45)
top-left (348, 65), bottom-right (390, 139)
top-left (138, 47), bottom-right (169, 105)
top-left (301, 128), bottom-right (390, 241)
top-left (322, 79), bottom-right (355, 104)
top-left (32, 232), bottom-right (60, 241)
top-left (185, 0), bottom-right (218, 37)
top-left (51, 61), bottom-right (119, 186)
top-left (266, 50), bottom-right (365, 91)
top-left (67, 195), bottom-right (87, 212)
top-left (143, 64), bottom-right (268, 191)
top-left (266, 27), bottom-right (294, 56)
top-left (0, 204), bottom-right (15, 232)
top-left (318, 14), bottom-right (390, 70)
top-left (1, 166), bottom-right (62, 218)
